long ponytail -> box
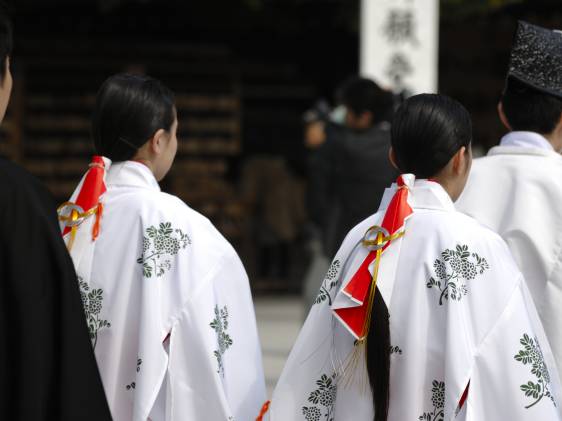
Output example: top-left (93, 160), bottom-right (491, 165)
top-left (366, 288), bottom-right (391, 421)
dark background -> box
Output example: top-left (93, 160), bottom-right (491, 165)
top-left (2, 0), bottom-right (561, 291)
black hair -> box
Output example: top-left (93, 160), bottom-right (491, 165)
top-left (501, 77), bottom-right (562, 134)
top-left (390, 94), bottom-right (472, 178)
top-left (339, 77), bottom-right (394, 125)
top-left (367, 288), bottom-right (390, 421)
top-left (92, 73), bottom-right (176, 162)
top-left (0, 3), bottom-right (13, 82)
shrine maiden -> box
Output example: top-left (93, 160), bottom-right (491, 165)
top-left (58, 74), bottom-right (266, 421)
top-left (269, 94), bottom-right (562, 420)
top-left (457, 22), bottom-right (562, 383)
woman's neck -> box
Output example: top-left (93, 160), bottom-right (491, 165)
top-left (131, 157), bottom-right (155, 174)
top-left (431, 174), bottom-right (461, 202)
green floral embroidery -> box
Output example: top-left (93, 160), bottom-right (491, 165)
top-left (314, 260), bottom-right (341, 306)
top-left (210, 305), bottom-right (233, 376)
top-left (125, 357), bottom-right (142, 391)
top-left (78, 277), bottom-right (111, 350)
top-left (137, 222), bottom-right (190, 278)
top-left (390, 345), bottom-right (403, 355)
top-left (302, 373), bottom-right (337, 421)
top-left (427, 244), bottom-right (489, 305)
top-left (419, 380), bottom-right (445, 421)
top-left (515, 333), bottom-right (555, 409)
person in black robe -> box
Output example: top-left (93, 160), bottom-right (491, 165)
top-left (0, 7), bottom-right (112, 420)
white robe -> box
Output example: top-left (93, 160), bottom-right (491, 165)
top-left (270, 177), bottom-right (562, 420)
top-left (457, 131), bottom-right (562, 383)
top-left (63, 160), bottom-right (266, 421)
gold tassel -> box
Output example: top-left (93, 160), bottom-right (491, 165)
top-left (340, 228), bottom-right (404, 392)
top-left (57, 202), bottom-right (100, 251)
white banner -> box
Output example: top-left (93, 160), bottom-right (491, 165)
top-left (360, 0), bottom-right (439, 95)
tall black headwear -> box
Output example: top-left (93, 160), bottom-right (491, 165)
top-left (507, 21), bottom-right (562, 99)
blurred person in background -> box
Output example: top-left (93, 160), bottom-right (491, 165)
top-left (308, 77), bottom-right (398, 261)
top-left (301, 99), bottom-right (334, 308)
top-left (58, 73), bottom-right (266, 420)
top-left (241, 149), bottom-right (306, 284)
top-left (303, 99), bottom-right (331, 150)
top-left (0, 6), bottom-right (111, 420)
top-left (457, 21), bottom-right (562, 383)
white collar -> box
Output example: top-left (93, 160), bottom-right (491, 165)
top-left (105, 160), bottom-right (161, 192)
top-left (499, 131), bottom-right (554, 151)
top-left (378, 177), bottom-right (455, 213)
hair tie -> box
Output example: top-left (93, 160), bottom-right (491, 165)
top-left (118, 136), bottom-right (138, 149)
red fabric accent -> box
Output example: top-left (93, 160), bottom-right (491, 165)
top-left (255, 401), bottom-right (270, 421)
top-left (63, 156), bottom-right (107, 236)
top-left (333, 175), bottom-right (413, 338)
top-left (92, 202), bottom-right (104, 241)
top-left (458, 382), bottom-right (470, 410)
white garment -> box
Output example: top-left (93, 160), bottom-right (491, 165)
top-left (270, 178), bottom-right (562, 420)
top-left (457, 131), bottom-right (562, 384)
top-left (500, 131), bottom-right (555, 151)
top-left (63, 161), bottom-right (266, 421)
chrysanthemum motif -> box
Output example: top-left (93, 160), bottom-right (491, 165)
top-left (515, 333), bottom-right (555, 409)
top-left (302, 373), bottom-right (337, 421)
top-left (302, 406), bottom-right (321, 421)
top-left (431, 381), bottom-right (445, 409)
top-left (419, 380), bottom-right (445, 421)
top-left (433, 260), bottom-right (447, 280)
top-left (142, 237), bottom-right (150, 253)
top-left (326, 261), bottom-right (340, 281)
top-left (77, 276), bottom-right (110, 350)
top-left (125, 357), bottom-right (142, 391)
top-left (154, 236), bottom-right (166, 252)
top-left (163, 237), bottom-right (181, 254)
top-left (137, 222), bottom-right (191, 278)
top-left (449, 255), bottom-right (463, 273)
top-left (210, 305), bottom-right (233, 376)
top-left (390, 345), bottom-right (403, 355)
top-left (314, 260), bottom-right (341, 306)
top-left (78, 279), bottom-right (90, 312)
top-left (426, 245), bottom-right (489, 305)
top-left (474, 254), bottom-right (490, 274)
top-left (461, 261), bottom-right (477, 280)
top-left (89, 295), bottom-right (102, 315)
top-left (319, 384), bottom-right (337, 407)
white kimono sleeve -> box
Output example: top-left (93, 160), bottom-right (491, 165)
top-left (165, 252), bottom-right (267, 421)
top-left (269, 289), bottom-right (350, 421)
top-left (467, 281), bottom-right (562, 419)
top-left (270, 253), bottom-right (374, 421)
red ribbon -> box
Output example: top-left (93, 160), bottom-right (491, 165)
top-left (255, 400), bottom-right (270, 421)
top-left (63, 156), bottom-right (107, 237)
top-left (458, 382), bottom-right (469, 412)
top-left (333, 175), bottom-right (413, 339)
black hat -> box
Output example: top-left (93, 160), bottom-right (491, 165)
top-left (507, 21), bottom-right (562, 99)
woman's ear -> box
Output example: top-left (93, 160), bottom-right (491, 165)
top-left (452, 146), bottom-right (470, 175)
top-left (388, 147), bottom-right (399, 170)
top-left (497, 101), bottom-right (512, 131)
top-left (149, 129), bottom-right (167, 155)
